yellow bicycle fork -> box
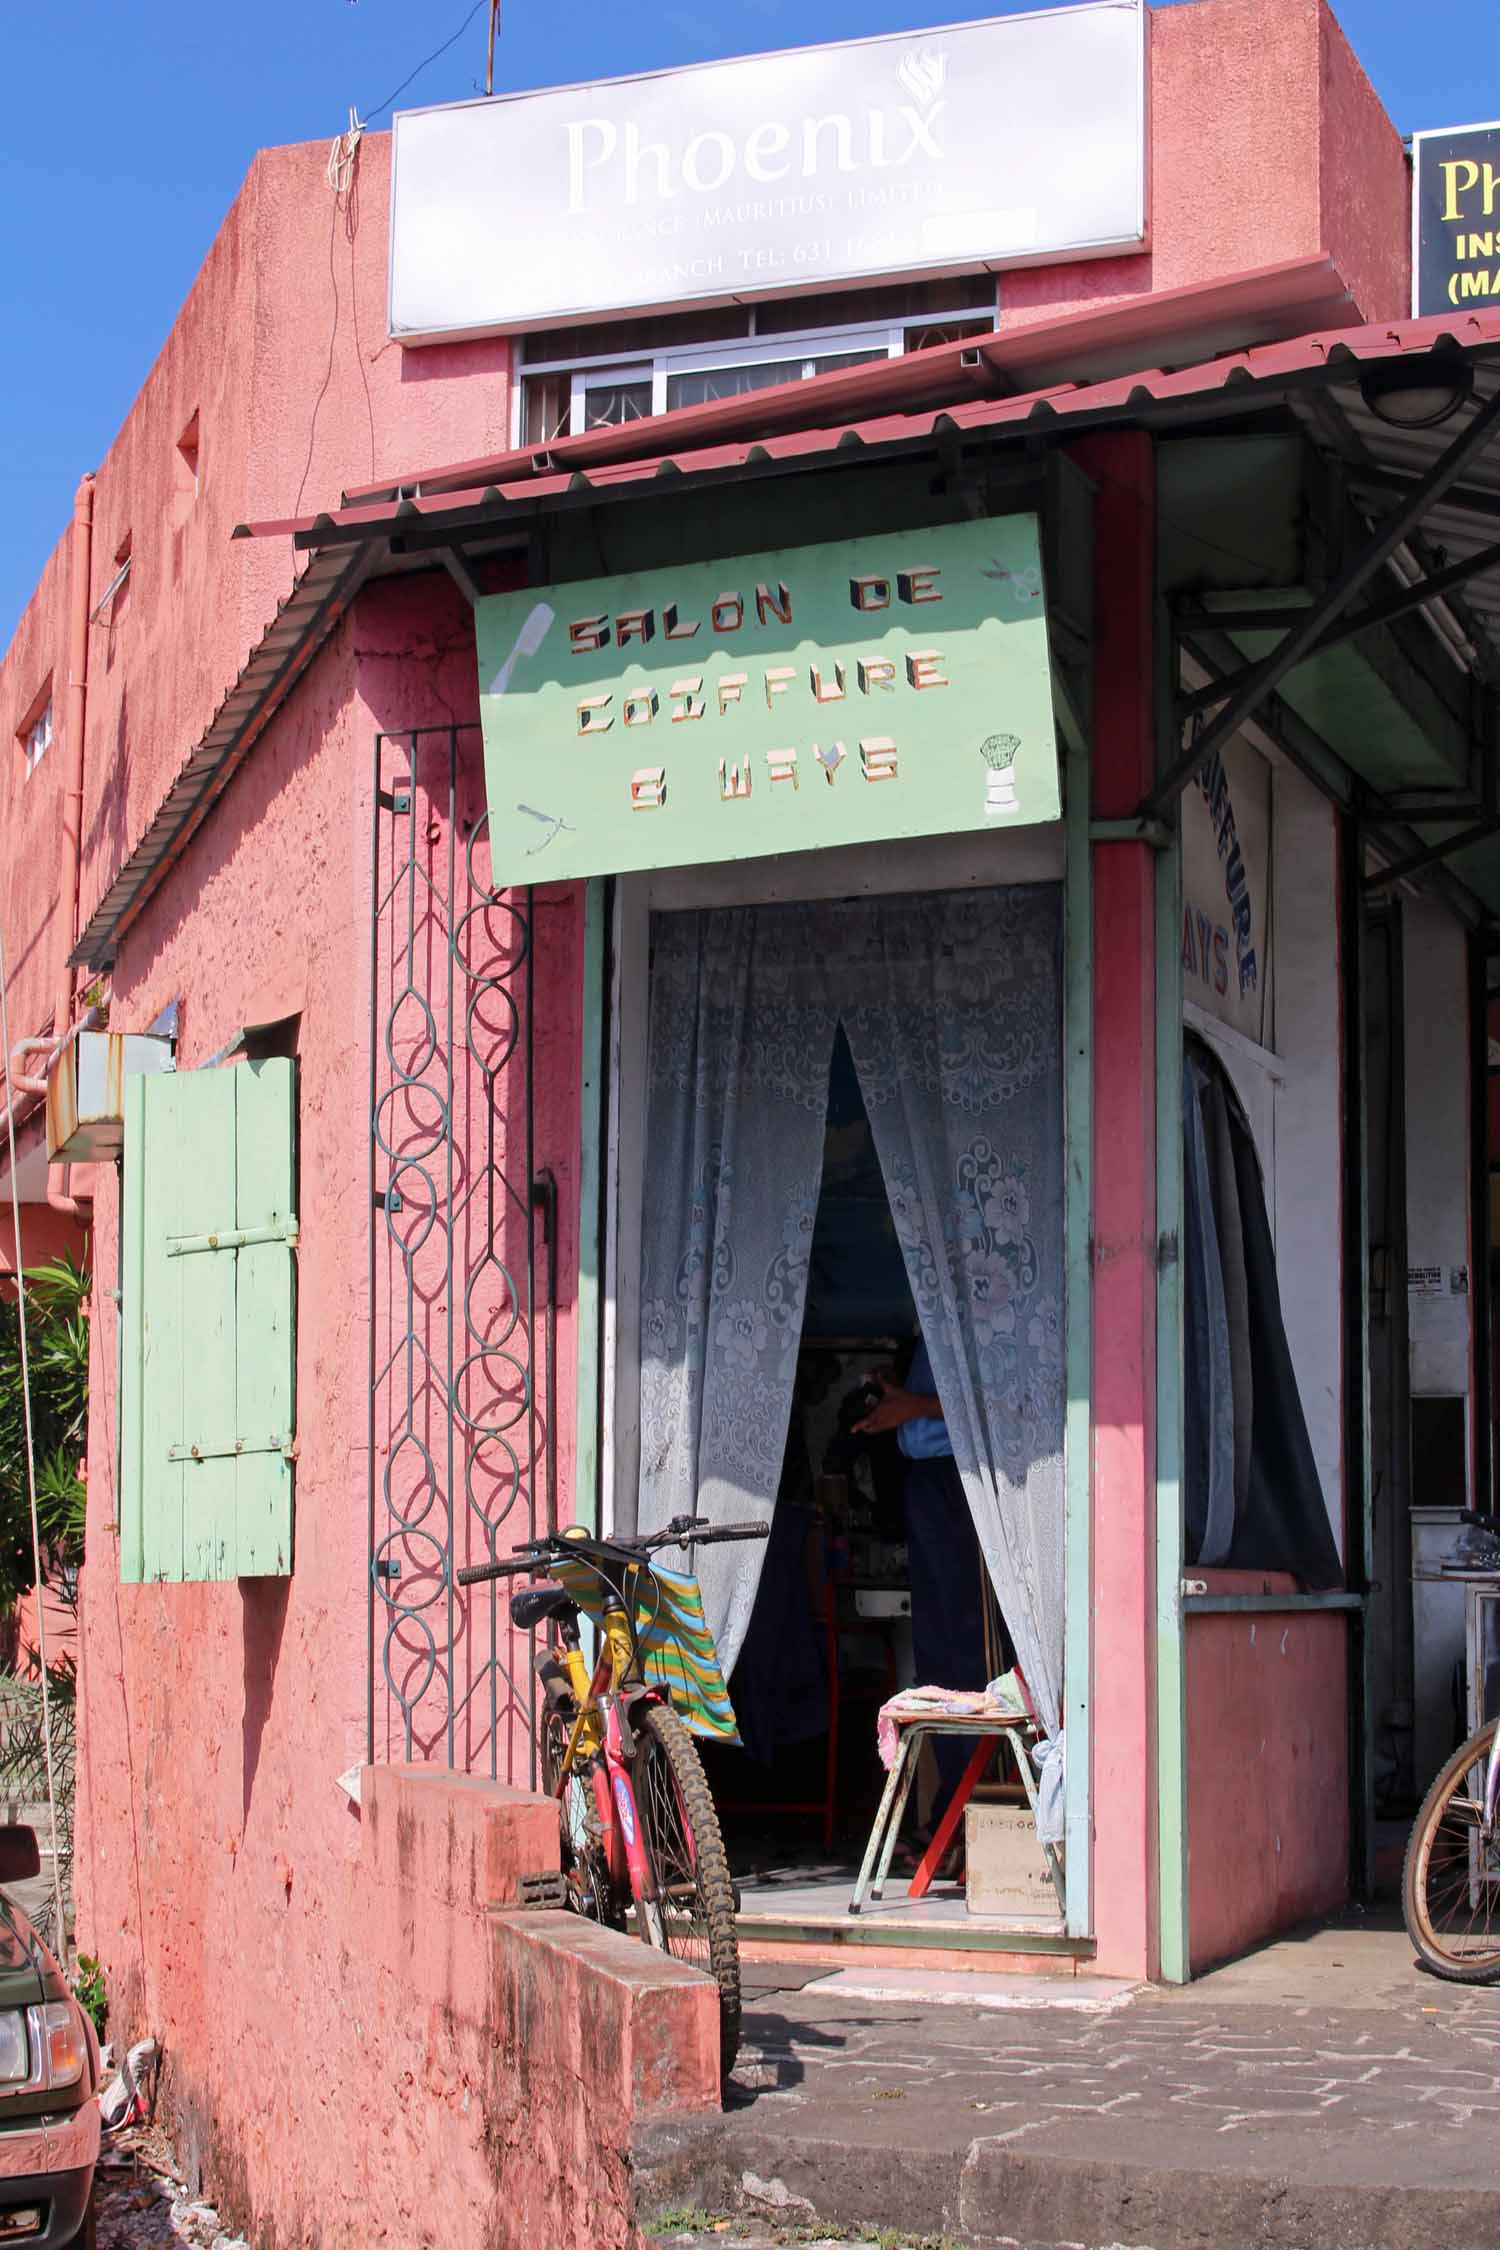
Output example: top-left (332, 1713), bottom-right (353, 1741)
top-left (554, 1596), bottom-right (638, 1777)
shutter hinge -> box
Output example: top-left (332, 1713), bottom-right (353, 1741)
top-left (169, 1434), bottom-right (294, 1462)
top-left (166, 1218), bottom-right (300, 1256)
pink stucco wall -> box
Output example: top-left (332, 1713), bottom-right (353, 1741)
top-left (997, 0), bottom-right (1409, 331)
top-left (73, 571), bottom-right (594, 2244)
top-left (1186, 1597), bottom-right (1350, 1973)
top-left (124, 1756), bottom-right (717, 2249)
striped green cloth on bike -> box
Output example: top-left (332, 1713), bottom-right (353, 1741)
top-left (549, 1556), bottom-right (741, 1743)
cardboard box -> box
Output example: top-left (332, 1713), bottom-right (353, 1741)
top-left (965, 1801), bottom-right (1059, 1916)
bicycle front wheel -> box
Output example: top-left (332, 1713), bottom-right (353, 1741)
top-left (633, 1700), bottom-right (742, 2076)
top-left (1404, 1717), bottom-right (1500, 1982)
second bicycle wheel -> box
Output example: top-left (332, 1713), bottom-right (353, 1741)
top-left (632, 1699), bottom-right (742, 2077)
top-left (1404, 1717), bottom-right (1500, 1982)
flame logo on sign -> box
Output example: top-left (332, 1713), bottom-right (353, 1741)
top-left (897, 48), bottom-right (947, 111)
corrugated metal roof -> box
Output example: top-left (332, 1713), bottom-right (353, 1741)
top-left (353, 253), bottom-right (1364, 502)
top-left (242, 305), bottom-right (1500, 553)
top-left (81, 284), bottom-right (1500, 972)
top-left (70, 539), bottom-right (373, 971)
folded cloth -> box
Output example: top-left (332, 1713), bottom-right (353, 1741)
top-left (876, 1670), bottom-right (1031, 1770)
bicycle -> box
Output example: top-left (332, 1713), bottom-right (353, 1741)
top-left (457, 1513), bottom-right (767, 2074)
top-left (1404, 1512), bottom-right (1500, 1981)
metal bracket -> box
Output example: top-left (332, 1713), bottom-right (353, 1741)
top-left (1089, 817), bottom-right (1173, 850)
top-left (374, 1185), bottom-right (404, 1214)
top-left (376, 786), bottom-right (412, 816)
top-left (166, 1219), bottom-right (299, 1256)
top-left (169, 1434), bottom-right (293, 1462)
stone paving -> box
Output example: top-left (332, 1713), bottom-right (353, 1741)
top-left (637, 1919), bottom-right (1500, 2249)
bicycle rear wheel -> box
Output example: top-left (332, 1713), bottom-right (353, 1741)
top-left (540, 1707), bottom-right (616, 1928)
top-left (633, 1700), bottom-right (742, 2076)
top-left (1404, 1717), bottom-right (1500, 1981)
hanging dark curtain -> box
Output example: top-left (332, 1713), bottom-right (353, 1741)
top-left (1183, 1036), bottom-right (1343, 1587)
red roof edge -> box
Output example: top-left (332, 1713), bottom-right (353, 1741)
top-left (338, 253), bottom-right (1360, 509)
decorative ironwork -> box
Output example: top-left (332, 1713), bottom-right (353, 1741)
top-left (368, 724), bottom-right (546, 1780)
top-left (0, 1678), bottom-right (75, 1948)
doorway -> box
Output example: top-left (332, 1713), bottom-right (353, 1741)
top-left (605, 863), bottom-right (1068, 1938)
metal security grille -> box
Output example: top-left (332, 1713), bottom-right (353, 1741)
top-left (367, 724), bottom-right (548, 1780)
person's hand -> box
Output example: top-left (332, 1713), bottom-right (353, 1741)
top-left (853, 1375), bottom-right (929, 1434)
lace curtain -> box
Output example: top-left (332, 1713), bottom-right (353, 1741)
top-left (636, 907), bottom-right (836, 1672)
top-left (636, 887), bottom-right (1066, 1721)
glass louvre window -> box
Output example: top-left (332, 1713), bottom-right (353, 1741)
top-left (517, 285), bottom-right (996, 445)
top-left (666, 358), bottom-right (806, 410)
top-left (523, 372), bottom-right (571, 448)
top-left (583, 379), bottom-right (653, 430)
top-left (905, 318), bottom-right (993, 352)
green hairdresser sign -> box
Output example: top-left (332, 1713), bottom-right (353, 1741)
top-left (475, 514), bottom-right (1060, 886)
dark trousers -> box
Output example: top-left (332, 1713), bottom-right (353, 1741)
top-left (902, 1455), bottom-right (991, 1825)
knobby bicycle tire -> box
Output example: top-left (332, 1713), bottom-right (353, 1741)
top-left (1404, 1716), bottom-right (1500, 1983)
top-left (633, 1700), bottom-right (743, 2077)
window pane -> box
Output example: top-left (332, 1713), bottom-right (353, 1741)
top-left (809, 348), bottom-right (888, 376)
top-left (522, 374), bottom-right (571, 448)
top-left (583, 381), bottom-right (653, 430)
top-left (666, 359), bottom-right (805, 410)
top-left (904, 318), bottom-right (993, 353)
top-left (755, 278), bottom-right (995, 334)
top-left (522, 307), bottom-right (750, 363)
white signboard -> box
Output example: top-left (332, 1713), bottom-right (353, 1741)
top-left (389, 4), bottom-right (1148, 342)
top-left (1181, 736), bottom-right (1272, 1049)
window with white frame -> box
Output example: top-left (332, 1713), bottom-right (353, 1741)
top-left (20, 691), bottom-right (52, 775)
top-left (517, 279), bottom-right (997, 448)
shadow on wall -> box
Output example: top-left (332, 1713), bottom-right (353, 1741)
top-left (84, 687), bottom-right (134, 927)
top-left (240, 1577), bottom-right (289, 1828)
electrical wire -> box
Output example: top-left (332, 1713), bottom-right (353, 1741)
top-left (0, 922), bottom-right (68, 1954)
top-left (361, 1), bottom-right (487, 126)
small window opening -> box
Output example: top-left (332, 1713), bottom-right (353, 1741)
top-left (176, 411), bottom-right (200, 498)
top-left (17, 682), bottom-right (53, 775)
top-left (92, 534), bottom-right (132, 625)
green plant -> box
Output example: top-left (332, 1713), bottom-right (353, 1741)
top-left (71, 1953), bottom-right (106, 2041)
top-left (0, 1254), bottom-right (91, 1606)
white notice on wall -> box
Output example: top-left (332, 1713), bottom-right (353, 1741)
top-left (1408, 1265), bottom-right (1444, 1298)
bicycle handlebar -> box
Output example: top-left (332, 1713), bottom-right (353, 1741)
top-left (454, 1517), bottom-right (769, 1587)
top-left (455, 1556), bottom-right (535, 1587)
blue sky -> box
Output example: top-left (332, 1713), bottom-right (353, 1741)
top-left (0, 0), bottom-right (1483, 643)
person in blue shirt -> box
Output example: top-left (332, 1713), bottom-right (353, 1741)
top-left (855, 1335), bottom-right (993, 1854)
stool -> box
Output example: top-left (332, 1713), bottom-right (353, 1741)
top-left (849, 1712), bottom-right (1063, 1914)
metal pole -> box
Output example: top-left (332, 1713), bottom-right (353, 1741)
top-left (485, 0), bottom-right (499, 94)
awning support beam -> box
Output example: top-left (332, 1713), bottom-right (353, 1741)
top-left (1174, 533), bottom-right (1500, 705)
top-left (1363, 819), bottom-right (1499, 892)
top-left (1142, 384), bottom-right (1500, 820)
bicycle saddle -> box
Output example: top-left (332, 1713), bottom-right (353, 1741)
top-left (510, 1584), bottom-right (579, 1632)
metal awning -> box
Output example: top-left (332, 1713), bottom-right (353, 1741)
top-left (74, 287), bottom-right (1500, 971)
top-left (71, 539), bottom-right (373, 971)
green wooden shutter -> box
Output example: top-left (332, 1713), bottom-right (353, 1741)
top-left (120, 1058), bottom-right (297, 1583)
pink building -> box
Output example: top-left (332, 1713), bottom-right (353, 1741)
top-left (4, 1), bottom-right (1500, 2241)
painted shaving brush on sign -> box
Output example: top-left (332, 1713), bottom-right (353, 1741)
top-left (980, 732), bottom-right (1021, 816)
